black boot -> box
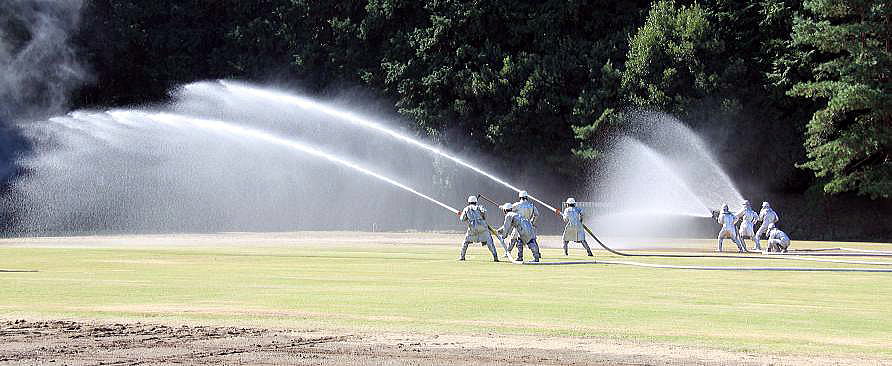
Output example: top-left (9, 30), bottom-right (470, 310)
top-left (515, 244), bottom-right (524, 262)
top-left (529, 239), bottom-right (542, 262)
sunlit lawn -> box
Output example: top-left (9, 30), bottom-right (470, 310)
top-left (1, 236), bottom-right (890, 357)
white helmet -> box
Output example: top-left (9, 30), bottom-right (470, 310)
top-left (467, 195), bottom-right (477, 204)
top-left (565, 197), bottom-right (576, 205)
top-left (762, 201), bottom-right (770, 208)
top-left (721, 204), bottom-right (730, 213)
top-left (500, 203), bottom-right (513, 212)
top-left (518, 190), bottom-right (529, 199)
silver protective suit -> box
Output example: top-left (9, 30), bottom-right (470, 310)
top-left (561, 206), bottom-right (585, 242)
top-left (561, 206), bottom-right (593, 256)
top-left (498, 211), bottom-right (541, 262)
top-left (507, 199), bottom-right (539, 252)
top-left (716, 211), bottom-right (745, 252)
top-left (735, 206), bottom-right (759, 250)
top-left (755, 207), bottom-right (779, 249)
top-left (767, 229), bottom-right (791, 253)
top-left (459, 204), bottom-right (499, 261)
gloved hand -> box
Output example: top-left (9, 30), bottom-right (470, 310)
top-left (554, 208), bottom-right (561, 216)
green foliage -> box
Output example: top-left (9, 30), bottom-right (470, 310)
top-left (788, 0), bottom-right (892, 198)
top-left (622, 1), bottom-right (722, 113)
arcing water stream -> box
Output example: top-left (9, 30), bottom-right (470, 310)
top-left (216, 81), bottom-right (561, 212)
top-left (599, 137), bottom-right (713, 218)
top-left (122, 111), bottom-right (460, 214)
top-left (6, 100), bottom-right (462, 231)
top-left (619, 112), bottom-right (746, 213)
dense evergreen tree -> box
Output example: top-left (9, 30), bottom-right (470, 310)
top-left (786, 0), bottom-right (891, 198)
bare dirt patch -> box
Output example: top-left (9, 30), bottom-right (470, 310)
top-left (0, 320), bottom-right (886, 365)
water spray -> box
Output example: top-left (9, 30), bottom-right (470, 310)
top-left (219, 81), bottom-right (558, 211)
top-left (111, 111), bottom-right (461, 216)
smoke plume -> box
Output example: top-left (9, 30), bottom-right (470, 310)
top-left (0, 0), bottom-right (86, 182)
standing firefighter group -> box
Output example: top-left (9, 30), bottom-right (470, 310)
top-left (713, 201), bottom-right (790, 253)
top-left (458, 192), bottom-right (592, 262)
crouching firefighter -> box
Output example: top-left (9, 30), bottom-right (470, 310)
top-left (714, 204), bottom-right (745, 252)
top-left (497, 203), bottom-right (541, 262)
top-left (766, 225), bottom-right (791, 253)
top-left (458, 196), bottom-right (499, 262)
top-left (560, 198), bottom-right (593, 256)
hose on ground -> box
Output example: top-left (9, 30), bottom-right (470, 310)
top-left (524, 259), bottom-right (892, 272)
top-left (789, 248), bottom-right (892, 254)
top-left (574, 224), bottom-right (892, 271)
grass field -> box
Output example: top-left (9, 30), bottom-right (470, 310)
top-left (1, 232), bottom-right (891, 360)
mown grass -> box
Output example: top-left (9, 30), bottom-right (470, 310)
top-left (1, 238), bottom-right (890, 357)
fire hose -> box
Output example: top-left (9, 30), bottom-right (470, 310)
top-left (472, 193), bottom-right (892, 272)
